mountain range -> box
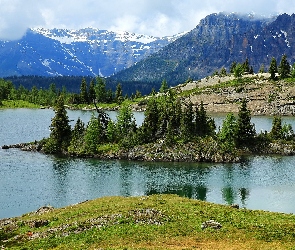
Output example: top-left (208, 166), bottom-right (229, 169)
top-left (111, 12), bottom-right (295, 86)
top-left (2, 12), bottom-right (295, 94)
top-left (0, 28), bottom-right (182, 78)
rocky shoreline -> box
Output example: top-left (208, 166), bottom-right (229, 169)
top-left (3, 138), bottom-right (295, 163)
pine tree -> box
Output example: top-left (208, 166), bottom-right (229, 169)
top-left (234, 63), bottom-right (244, 78)
top-left (269, 57), bottom-right (278, 80)
top-left (218, 113), bottom-right (237, 146)
top-left (115, 83), bottom-right (123, 104)
top-left (44, 95), bottom-right (71, 153)
top-left (80, 78), bottom-right (88, 104)
top-left (160, 79), bottom-right (168, 93)
top-left (236, 99), bottom-right (256, 148)
top-left (278, 54), bottom-right (290, 79)
top-left (95, 77), bottom-right (107, 103)
top-left (142, 97), bottom-right (159, 141)
top-left (180, 101), bottom-right (194, 141)
top-left (269, 116), bottom-right (283, 140)
top-left (88, 79), bottom-right (96, 103)
top-left (68, 117), bottom-right (85, 155)
top-left (195, 102), bottom-right (215, 137)
top-left (84, 114), bottom-right (103, 154)
top-left (230, 61), bottom-right (237, 74)
top-left (116, 105), bottom-right (137, 141)
top-left (243, 58), bottom-right (250, 73)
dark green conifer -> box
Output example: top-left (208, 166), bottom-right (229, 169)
top-left (44, 96), bottom-right (71, 153)
top-left (278, 54), bottom-right (290, 79)
top-left (269, 57), bottom-right (278, 80)
top-left (236, 99), bottom-right (256, 148)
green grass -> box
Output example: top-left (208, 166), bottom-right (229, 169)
top-left (2, 194), bottom-right (295, 249)
top-left (0, 100), bottom-right (40, 109)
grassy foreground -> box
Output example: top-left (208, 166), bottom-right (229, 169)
top-left (1, 195), bottom-right (295, 249)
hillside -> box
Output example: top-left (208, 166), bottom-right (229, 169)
top-left (175, 73), bottom-right (295, 116)
top-left (2, 194), bottom-right (295, 249)
top-left (111, 13), bottom-right (295, 87)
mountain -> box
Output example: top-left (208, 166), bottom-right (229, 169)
top-left (0, 28), bottom-right (183, 78)
top-left (110, 13), bottom-right (295, 86)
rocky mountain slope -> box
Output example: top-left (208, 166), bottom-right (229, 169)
top-left (0, 28), bottom-right (183, 77)
top-left (111, 13), bottom-right (295, 86)
top-left (164, 73), bottom-right (295, 116)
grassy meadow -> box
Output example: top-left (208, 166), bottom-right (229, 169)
top-left (1, 194), bottom-right (295, 249)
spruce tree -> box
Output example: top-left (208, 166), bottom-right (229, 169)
top-left (269, 116), bottom-right (283, 140)
top-left (44, 95), bottom-right (71, 153)
top-left (142, 97), bottom-right (159, 141)
top-left (84, 114), bottom-right (103, 154)
top-left (80, 78), bottom-right (88, 104)
top-left (278, 54), bottom-right (290, 79)
top-left (88, 79), bottom-right (96, 103)
top-left (236, 99), bottom-right (256, 148)
top-left (160, 79), bottom-right (169, 93)
top-left (68, 117), bottom-right (85, 155)
top-left (95, 77), bottom-right (107, 103)
top-left (218, 113), bottom-right (237, 147)
top-left (269, 57), bottom-right (278, 80)
top-left (115, 83), bottom-right (123, 104)
top-left (180, 101), bottom-right (194, 141)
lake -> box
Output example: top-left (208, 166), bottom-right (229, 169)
top-left (1, 108), bottom-right (295, 219)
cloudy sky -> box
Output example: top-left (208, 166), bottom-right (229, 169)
top-left (1, 0), bottom-right (295, 40)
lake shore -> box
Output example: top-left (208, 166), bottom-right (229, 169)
top-left (3, 138), bottom-right (295, 163)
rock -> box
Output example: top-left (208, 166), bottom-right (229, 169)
top-left (201, 220), bottom-right (222, 230)
top-left (35, 206), bottom-right (54, 215)
top-left (230, 204), bottom-right (240, 209)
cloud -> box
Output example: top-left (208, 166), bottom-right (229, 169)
top-left (0, 0), bottom-right (295, 40)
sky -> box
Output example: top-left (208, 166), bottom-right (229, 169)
top-left (1, 0), bottom-right (295, 40)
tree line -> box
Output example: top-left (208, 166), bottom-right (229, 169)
top-left (0, 76), bottom-right (144, 107)
top-left (42, 91), bottom-right (295, 159)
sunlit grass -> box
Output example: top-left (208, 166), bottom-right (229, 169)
top-left (2, 194), bottom-right (295, 249)
top-left (0, 100), bottom-right (40, 109)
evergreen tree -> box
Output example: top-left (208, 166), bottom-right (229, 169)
top-left (160, 79), bottom-right (169, 93)
top-left (142, 97), bottom-right (159, 141)
top-left (243, 58), bottom-right (250, 73)
top-left (269, 57), bottom-right (278, 80)
top-left (180, 101), bottom-right (194, 141)
top-left (88, 79), bottom-right (96, 103)
top-left (68, 117), bottom-right (85, 155)
top-left (115, 83), bottom-right (123, 104)
top-left (269, 116), bottom-right (283, 140)
top-left (195, 102), bottom-right (215, 137)
top-left (95, 77), bottom-right (107, 103)
top-left (44, 96), bottom-right (71, 153)
top-left (234, 63), bottom-right (244, 78)
top-left (236, 99), bottom-right (256, 148)
top-left (106, 120), bottom-right (118, 143)
top-left (218, 113), bottom-right (237, 147)
top-left (80, 78), bottom-right (88, 103)
top-left (220, 67), bottom-right (227, 76)
top-left (116, 105), bottom-right (137, 141)
top-left (230, 61), bottom-right (237, 73)
top-left (278, 54), bottom-right (290, 79)
top-left (84, 114), bottom-right (103, 154)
